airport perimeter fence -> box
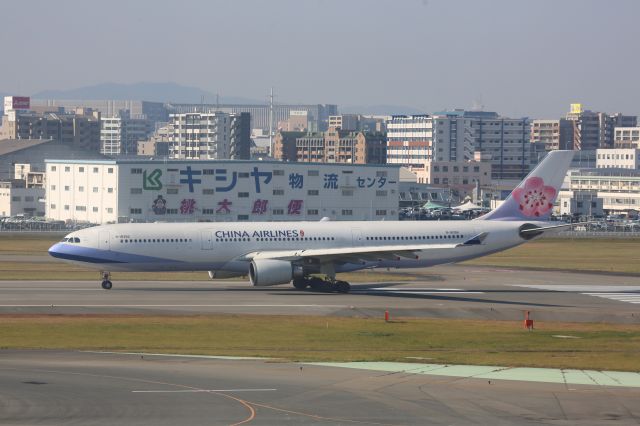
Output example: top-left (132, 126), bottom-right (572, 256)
top-left (554, 230), bottom-right (640, 239)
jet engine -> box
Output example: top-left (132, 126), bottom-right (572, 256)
top-left (248, 259), bottom-right (303, 286)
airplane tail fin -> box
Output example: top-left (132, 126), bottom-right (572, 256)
top-left (478, 150), bottom-right (574, 221)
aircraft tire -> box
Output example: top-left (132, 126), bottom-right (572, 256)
top-left (335, 281), bottom-right (350, 294)
top-left (292, 278), bottom-right (308, 290)
top-left (101, 280), bottom-right (113, 290)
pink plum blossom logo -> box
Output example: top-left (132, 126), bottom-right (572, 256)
top-left (512, 177), bottom-right (556, 217)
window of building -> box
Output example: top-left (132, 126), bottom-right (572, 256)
top-left (375, 210), bottom-right (387, 215)
top-left (238, 172), bottom-right (249, 178)
top-left (76, 206), bottom-right (86, 211)
top-left (79, 167), bottom-right (85, 173)
top-left (237, 215), bottom-right (249, 220)
top-left (203, 188), bottom-right (214, 195)
top-left (307, 209), bottom-right (319, 215)
top-left (107, 188), bottom-right (114, 193)
top-left (50, 204), bottom-right (56, 209)
top-left (307, 189), bottom-right (319, 196)
top-left (166, 208), bottom-right (178, 214)
top-left (93, 187), bottom-right (99, 193)
top-left (203, 169), bottom-right (215, 175)
top-left (202, 208), bottom-right (215, 214)
top-left (51, 166), bottom-right (57, 172)
top-left (131, 168), bottom-right (143, 174)
top-left (11, 196), bottom-right (21, 202)
top-left (107, 168), bottom-right (114, 174)
top-left (64, 167), bottom-right (70, 172)
top-left (131, 188), bottom-right (142, 194)
top-left (273, 209), bottom-right (284, 215)
top-left (130, 208), bottom-right (142, 214)
top-left (64, 205), bottom-right (69, 210)
top-left (272, 189), bottom-right (284, 196)
top-left (64, 186), bottom-right (70, 191)
top-left (93, 167), bottom-right (99, 173)
top-left (376, 190), bottom-right (387, 197)
top-left (308, 170), bottom-right (319, 176)
top-left (341, 209), bottom-right (353, 216)
top-left (107, 208), bottom-right (113, 213)
top-left (92, 207), bottom-right (99, 212)
top-left (273, 170), bottom-right (284, 176)
top-left (342, 189), bottom-right (354, 196)
top-left (474, 166), bottom-right (480, 172)
top-left (25, 196), bottom-right (34, 202)
top-left (375, 171), bottom-right (388, 177)
top-left (51, 185), bottom-right (56, 191)
top-left (238, 192), bottom-right (249, 198)
top-left (167, 188), bottom-right (178, 194)
top-left (78, 186), bottom-right (84, 192)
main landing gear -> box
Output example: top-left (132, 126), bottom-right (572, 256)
top-left (292, 277), bottom-right (351, 294)
top-left (101, 271), bottom-right (113, 290)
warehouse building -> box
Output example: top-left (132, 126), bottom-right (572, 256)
top-left (45, 159), bottom-right (400, 224)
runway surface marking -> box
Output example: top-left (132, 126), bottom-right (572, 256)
top-left (513, 284), bottom-right (640, 306)
top-left (84, 351), bottom-right (271, 360)
top-left (132, 389), bottom-right (277, 393)
top-left (311, 362), bottom-right (640, 388)
top-left (352, 287), bottom-right (483, 296)
top-left (0, 304), bottom-right (349, 308)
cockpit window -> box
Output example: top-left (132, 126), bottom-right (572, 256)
top-left (74, 237), bottom-right (80, 243)
top-left (61, 238), bottom-right (68, 242)
top-left (61, 237), bottom-right (80, 243)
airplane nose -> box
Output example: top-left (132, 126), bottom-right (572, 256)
top-left (48, 243), bottom-right (64, 258)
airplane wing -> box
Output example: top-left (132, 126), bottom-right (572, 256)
top-left (239, 233), bottom-right (487, 264)
top-left (519, 222), bottom-right (589, 236)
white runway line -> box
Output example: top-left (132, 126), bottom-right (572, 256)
top-left (132, 389), bottom-right (276, 393)
top-left (0, 304), bottom-right (349, 308)
top-left (352, 287), bottom-right (483, 295)
top-left (513, 284), bottom-right (640, 305)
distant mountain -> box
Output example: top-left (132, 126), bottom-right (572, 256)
top-left (341, 104), bottom-right (427, 116)
top-left (31, 82), bottom-right (263, 104)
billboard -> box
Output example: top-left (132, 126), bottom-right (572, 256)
top-left (3, 96), bottom-right (30, 112)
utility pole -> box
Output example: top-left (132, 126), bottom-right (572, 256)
top-left (269, 87), bottom-right (274, 156)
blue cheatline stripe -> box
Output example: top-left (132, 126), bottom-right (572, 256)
top-left (48, 243), bottom-right (183, 264)
top-left (48, 250), bottom-right (125, 264)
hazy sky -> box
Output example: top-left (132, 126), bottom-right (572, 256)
top-left (3, 0), bottom-right (639, 117)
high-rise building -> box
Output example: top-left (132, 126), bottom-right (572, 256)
top-left (531, 119), bottom-right (574, 151)
top-left (614, 127), bottom-right (640, 149)
top-left (100, 111), bottom-right (153, 156)
top-left (273, 129), bottom-right (387, 164)
top-left (0, 100), bottom-right (101, 153)
top-left (167, 112), bottom-right (250, 160)
top-left (31, 99), bottom-right (168, 124)
top-left (168, 103), bottom-right (338, 132)
top-left (386, 115), bottom-right (432, 167)
top-left (565, 103), bottom-right (637, 150)
top-left (387, 111), bottom-right (534, 179)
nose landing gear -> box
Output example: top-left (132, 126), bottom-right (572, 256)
top-left (100, 271), bottom-right (112, 290)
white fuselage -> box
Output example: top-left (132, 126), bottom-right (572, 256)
top-left (48, 219), bottom-right (539, 275)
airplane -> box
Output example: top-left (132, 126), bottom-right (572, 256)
top-left (49, 150), bottom-right (575, 293)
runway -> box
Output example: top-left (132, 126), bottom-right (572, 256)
top-left (0, 265), bottom-right (638, 323)
top-left (1, 350), bottom-right (639, 425)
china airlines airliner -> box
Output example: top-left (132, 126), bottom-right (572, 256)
top-left (49, 151), bottom-right (575, 293)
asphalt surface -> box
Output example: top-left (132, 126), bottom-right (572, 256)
top-left (1, 350), bottom-right (639, 425)
top-left (0, 265), bottom-right (638, 323)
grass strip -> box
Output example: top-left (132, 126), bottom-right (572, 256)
top-left (1, 314), bottom-right (639, 371)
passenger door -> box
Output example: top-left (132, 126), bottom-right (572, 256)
top-left (201, 231), bottom-right (214, 250)
top-left (351, 228), bottom-right (364, 246)
top-left (99, 231), bottom-right (110, 251)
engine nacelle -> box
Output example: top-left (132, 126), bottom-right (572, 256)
top-left (208, 270), bottom-right (244, 279)
top-left (248, 259), bottom-right (303, 286)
